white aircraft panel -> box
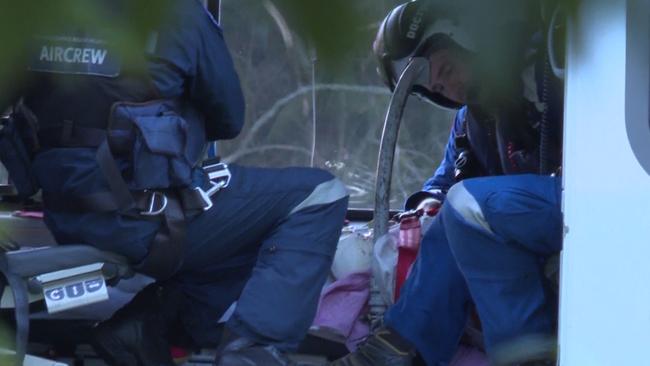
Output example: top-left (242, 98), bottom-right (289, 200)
top-left (559, 0), bottom-right (650, 365)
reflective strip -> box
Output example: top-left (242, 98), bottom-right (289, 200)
top-left (289, 178), bottom-right (348, 215)
top-left (446, 182), bottom-right (494, 234)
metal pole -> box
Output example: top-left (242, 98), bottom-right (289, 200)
top-left (369, 57), bottom-right (430, 326)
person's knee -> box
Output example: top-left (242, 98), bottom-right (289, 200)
top-left (289, 171), bottom-right (349, 216)
top-left (445, 182), bottom-right (494, 235)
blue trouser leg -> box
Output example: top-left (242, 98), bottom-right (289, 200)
top-left (173, 252), bottom-right (258, 346)
top-left (443, 175), bottom-right (562, 354)
top-left (175, 164), bottom-right (349, 349)
top-left (384, 209), bottom-right (472, 366)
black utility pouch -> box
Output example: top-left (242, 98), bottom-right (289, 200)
top-left (109, 101), bottom-right (193, 190)
top-left (0, 116), bottom-right (39, 198)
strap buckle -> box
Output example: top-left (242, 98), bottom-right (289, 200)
top-left (140, 191), bottom-right (168, 216)
top-left (194, 163), bottom-right (232, 212)
top-left (204, 162), bottom-right (231, 188)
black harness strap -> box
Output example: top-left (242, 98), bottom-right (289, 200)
top-left (43, 191), bottom-right (121, 213)
top-left (44, 188), bottom-right (211, 214)
top-left (135, 192), bottom-right (186, 280)
top-left (96, 139), bottom-right (190, 279)
top-left (15, 103), bottom-right (201, 280)
top-left (96, 140), bottom-right (136, 213)
top-left (38, 124), bottom-right (111, 148)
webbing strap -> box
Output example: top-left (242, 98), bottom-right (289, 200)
top-left (96, 140), bottom-right (135, 213)
top-left (38, 124), bottom-right (108, 148)
top-left (94, 138), bottom-right (185, 279)
top-left (44, 191), bottom-right (122, 213)
top-left (44, 191), bottom-right (189, 280)
top-left (135, 192), bottom-right (186, 280)
top-left (44, 188), bottom-right (210, 214)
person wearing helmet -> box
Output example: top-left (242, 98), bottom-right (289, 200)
top-left (4, 1), bottom-right (349, 365)
top-left (332, 1), bottom-right (563, 365)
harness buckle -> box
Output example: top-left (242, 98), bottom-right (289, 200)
top-left (204, 162), bottom-right (231, 188)
top-left (141, 191), bottom-right (168, 216)
top-left (193, 180), bottom-right (225, 212)
top-left (190, 163), bottom-right (232, 212)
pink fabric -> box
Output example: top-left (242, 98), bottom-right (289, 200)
top-left (450, 345), bottom-right (489, 366)
top-left (313, 272), bottom-right (371, 351)
top-left (12, 210), bottom-right (44, 219)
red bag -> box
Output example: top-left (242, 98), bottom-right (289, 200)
top-left (393, 205), bottom-right (440, 300)
top-left (394, 213), bottom-right (421, 300)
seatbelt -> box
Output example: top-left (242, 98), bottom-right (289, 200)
top-left (136, 191), bottom-right (186, 280)
top-left (135, 163), bottom-right (231, 279)
top-left (96, 140), bottom-right (136, 213)
top-left (43, 163), bottom-right (232, 215)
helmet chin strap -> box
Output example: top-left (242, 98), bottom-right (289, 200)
top-left (369, 57), bottom-right (430, 327)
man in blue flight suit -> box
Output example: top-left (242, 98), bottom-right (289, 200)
top-left (333, 1), bottom-right (563, 365)
top-left (4, 1), bottom-right (348, 365)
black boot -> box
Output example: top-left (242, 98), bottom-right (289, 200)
top-left (491, 334), bottom-right (557, 366)
top-left (515, 361), bottom-right (556, 366)
top-left (329, 326), bottom-right (415, 366)
top-left (214, 329), bottom-right (297, 366)
top-left (91, 283), bottom-right (184, 366)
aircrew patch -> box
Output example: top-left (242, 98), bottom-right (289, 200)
top-left (29, 35), bottom-right (121, 77)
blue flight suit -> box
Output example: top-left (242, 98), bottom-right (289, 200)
top-left (22, 0), bottom-right (348, 349)
top-left (384, 106), bottom-right (562, 365)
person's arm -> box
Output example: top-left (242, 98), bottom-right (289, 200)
top-left (146, 0), bottom-right (245, 141)
top-left (404, 107), bottom-right (466, 210)
top-left (189, 7), bottom-right (245, 140)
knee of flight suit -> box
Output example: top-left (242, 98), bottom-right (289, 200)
top-left (287, 170), bottom-right (349, 218)
top-left (446, 177), bottom-right (562, 255)
top-left (444, 181), bottom-right (495, 235)
top-left (440, 181), bottom-right (504, 272)
top-left (477, 188), bottom-right (562, 254)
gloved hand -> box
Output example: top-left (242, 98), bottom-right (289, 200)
top-left (416, 197), bottom-right (441, 216)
